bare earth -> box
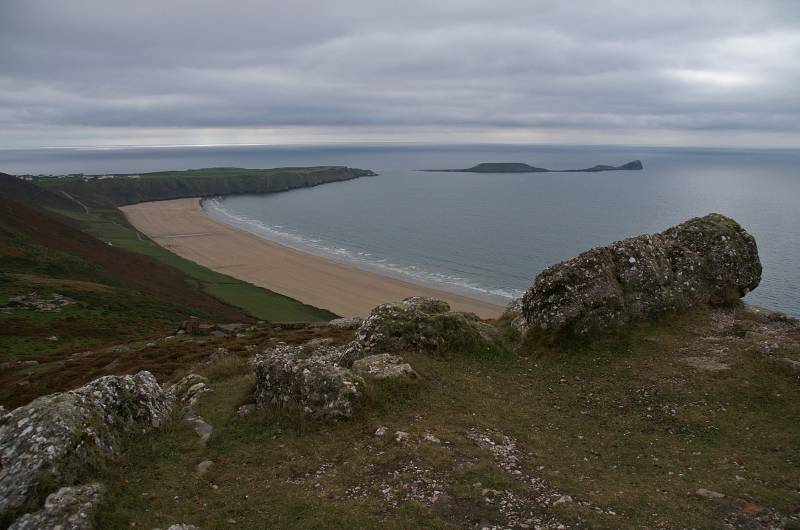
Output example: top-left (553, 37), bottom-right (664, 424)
top-left (121, 198), bottom-right (505, 319)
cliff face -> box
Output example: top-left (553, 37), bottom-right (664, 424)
top-left (43, 166), bottom-right (377, 207)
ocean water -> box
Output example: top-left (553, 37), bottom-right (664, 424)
top-left (2, 144), bottom-right (799, 316)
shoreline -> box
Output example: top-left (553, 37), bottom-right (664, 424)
top-left (120, 198), bottom-right (506, 319)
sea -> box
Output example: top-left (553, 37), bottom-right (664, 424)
top-left (2, 143), bottom-right (798, 317)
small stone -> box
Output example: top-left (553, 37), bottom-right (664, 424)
top-left (423, 433), bottom-right (441, 444)
top-left (374, 426), bottom-right (388, 437)
top-left (236, 404), bottom-right (256, 417)
top-left (46, 336), bottom-right (58, 341)
top-left (394, 431), bottom-right (409, 443)
top-left (196, 460), bottom-right (214, 477)
top-left (695, 488), bottom-right (725, 499)
top-left (553, 494), bottom-right (573, 505)
top-left (776, 357), bottom-right (800, 372)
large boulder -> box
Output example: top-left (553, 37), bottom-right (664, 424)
top-left (254, 345), bottom-right (363, 421)
top-left (0, 371), bottom-right (174, 523)
top-left (342, 297), bottom-right (503, 364)
top-left (521, 213), bottom-right (761, 336)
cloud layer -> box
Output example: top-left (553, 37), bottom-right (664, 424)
top-left (1, 0), bottom-right (799, 147)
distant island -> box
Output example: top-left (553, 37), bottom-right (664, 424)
top-left (423, 160), bottom-right (643, 173)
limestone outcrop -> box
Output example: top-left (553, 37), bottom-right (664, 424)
top-left (254, 345), bottom-right (363, 421)
top-left (520, 213), bottom-right (761, 336)
top-left (342, 297), bottom-right (503, 364)
top-left (0, 371), bottom-right (174, 524)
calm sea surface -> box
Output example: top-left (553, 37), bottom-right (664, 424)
top-left (2, 144), bottom-right (798, 316)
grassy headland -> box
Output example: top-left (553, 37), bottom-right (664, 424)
top-left (37, 166), bottom-right (376, 207)
top-left (1, 167), bottom-right (376, 373)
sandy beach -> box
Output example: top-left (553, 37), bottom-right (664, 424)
top-left (121, 198), bottom-right (505, 319)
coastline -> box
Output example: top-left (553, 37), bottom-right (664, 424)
top-left (120, 198), bottom-right (505, 319)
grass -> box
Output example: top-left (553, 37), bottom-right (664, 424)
top-left (89, 305), bottom-right (800, 529)
top-left (49, 205), bottom-right (336, 322)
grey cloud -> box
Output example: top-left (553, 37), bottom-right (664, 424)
top-left (0, 0), bottom-right (799, 146)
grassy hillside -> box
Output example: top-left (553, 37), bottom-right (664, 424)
top-left (37, 166), bottom-right (375, 207)
top-left (49, 203), bottom-right (337, 322)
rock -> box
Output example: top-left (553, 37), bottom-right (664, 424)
top-left (374, 426), bottom-right (388, 437)
top-left (3, 292), bottom-right (76, 313)
top-left (207, 347), bottom-right (229, 364)
top-left (501, 298), bottom-right (528, 336)
top-left (254, 345), bottom-right (363, 421)
top-left (185, 412), bottom-right (213, 445)
top-left (236, 404), bottom-right (256, 417)
top-left (328, 317), bottom-right (364, 330)
top-left (169, 374), bottom-right (210, 410)
top-left (195, 460), bottom-right (213, 478)
top-left (154, 525), bottom-right (200, 530)
top-left (303, 337), bottom-right (335, 350)
top-left (8, 483), bottom-right (104, 530)
top-left (695, 488), bottom-right (726, 499)
top-left (180, 316), bottom-right (201, 335)
top-left (553, 494), bottom-right (573, 506)
top-left (342, 297), bottom-right (503, 364)
top-left (521, 214), bottom-right (762, 336)
top-left (776, 357), bottom-right (800, 372)
top-left (18, 360), bottom-right (38, 367)
top-left (423, 432), bottom-right (441, 444)
top-left (0, 372), bottom-right (173, 522)
top-left (47, 336), bottom-right (58, 341)
top-left (105, 345), bottom-right (131, 354)
top-left (351, 354), bottom-right (418, 380)
top-left (394, 431), bottom-right (409, 443)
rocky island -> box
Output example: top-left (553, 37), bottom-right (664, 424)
top-left (425, 160), bottom-right (644, 173)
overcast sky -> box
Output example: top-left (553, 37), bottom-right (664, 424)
top-left (1, 0), bottom-right (799, 148)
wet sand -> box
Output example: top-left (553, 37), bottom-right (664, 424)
top-left (121, 198), bottom-right (505, 319)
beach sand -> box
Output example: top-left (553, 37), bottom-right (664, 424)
top-left (121, 198), bottom-right (505, 319)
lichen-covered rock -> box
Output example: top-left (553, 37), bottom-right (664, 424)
top-left (8, 483), bottom-right (104, 530)
top-left (521, 213), bottom-right (762, 336)
top-left (254, 345), bottom-right (363, 421)
top-left (351, 354), bottom-right (418, 380)
top-left (169, 373), bottom-right (210, 411)
top-left (0, 371), bottom-right (173, 522)
top-left (328, 317), bottom-right (364, 330)
top-left (501, 298), bottom-right (528, 336)
top-left (342, 297), bottom-right (502, 364)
